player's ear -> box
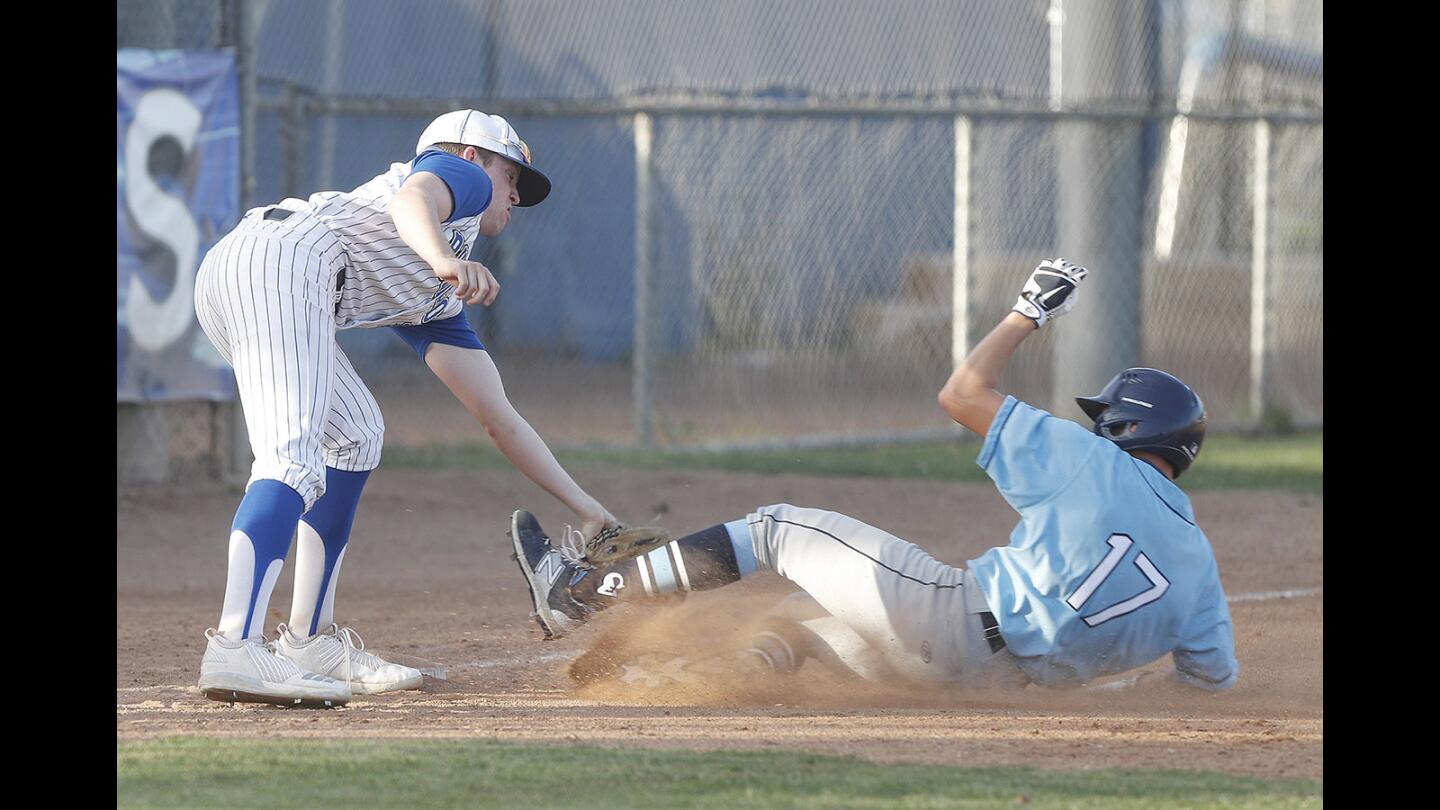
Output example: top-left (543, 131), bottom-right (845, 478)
top-left (461, 145), bottom-right (479, 163)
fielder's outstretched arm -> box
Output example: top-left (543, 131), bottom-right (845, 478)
top-left (938, 258), bottom-right (1089, 436)
top-left (424, 343), bottom-right (617, 540)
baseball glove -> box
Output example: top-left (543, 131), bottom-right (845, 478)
top-left (583, 524), bottom-right (672, 566)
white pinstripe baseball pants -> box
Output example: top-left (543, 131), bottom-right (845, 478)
top-left (195, 209), bottom-right (385, 510)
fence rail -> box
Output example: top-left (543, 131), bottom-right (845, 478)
top-left (118, 0), bottom-right (1322, 484)
top-left (255, 87), bottom-right (1323, 124)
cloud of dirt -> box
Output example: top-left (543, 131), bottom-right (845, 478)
top-left (564, 576), bottom-right (1323, 717)
top-left (568, 581), bottom-right (790, 703)
top-left (567, 580), bottom-right (1059, 711)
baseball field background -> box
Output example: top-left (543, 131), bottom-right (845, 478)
top-left (117, 2), bottom-right (1322, 807)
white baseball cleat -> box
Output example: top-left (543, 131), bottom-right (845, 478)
top-left (198, 628), bottom-right (351, 708)
top-left (274, 623), bottom-right (424, 695)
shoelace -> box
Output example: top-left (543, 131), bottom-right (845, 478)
top-left (326, 624), bottom-right (371, 687)
top-left (554, 527), bottom-right (600, 617)
top-left (277, 623), bottom-right (362, 686)
top-left (556, 525), bottom-right (591, 567)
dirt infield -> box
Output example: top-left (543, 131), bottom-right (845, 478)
top-left (117, 466), bottom-right (1322, 779)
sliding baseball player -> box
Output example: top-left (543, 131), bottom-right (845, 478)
top-left (511, 259), bottom-right (1238, 692)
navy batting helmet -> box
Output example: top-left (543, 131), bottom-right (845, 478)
top-left (1075, 368), bottom-right (1207, 478)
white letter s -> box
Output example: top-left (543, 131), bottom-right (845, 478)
top-left (124, 89), bottom-right (201, 352)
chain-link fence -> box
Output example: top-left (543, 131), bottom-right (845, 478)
top-left (116, 0), bottom-right (227, 50)
top-left (119, 0), bottom-right (1322, 478)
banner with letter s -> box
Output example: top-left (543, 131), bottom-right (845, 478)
top-left (117, 49), bottom-right (239, 402)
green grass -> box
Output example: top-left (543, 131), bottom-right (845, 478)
top-left (387, 431), bottom-right (1322, 494)
top-left (117, 738), bottom-right (1321, 809)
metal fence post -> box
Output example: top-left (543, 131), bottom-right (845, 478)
top-left (1250, 119), bottom-right (1271, 426)
top-left (1047, 0), bottom-right (1064, 112)
top-left (223, 0), bottom-right (259, 481)
top-left (633, 112), bottom-right (654, 447)
top-left (951, 115), bottom-right (972, 372)
top-left (281, 82), bottom-right (303, 200)
top-left (236, 0), bottom-right (258, 210)
top-left (319, 0), bottom-right (345, 190)
top-left (1052, 2), bottom-right (1155, 418)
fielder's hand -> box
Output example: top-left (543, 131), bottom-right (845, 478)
top-left (433, 257), bottom-right (501, 306)
top-left (580, 511), bottom-right (620, 548)
top-left (583, 524), bottom-right (673, 566)
top-left (1012, 257), bottom-right (1088, 328)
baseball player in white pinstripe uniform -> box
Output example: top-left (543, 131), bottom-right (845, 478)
top-left (194, 110), bottom-right (623, 707)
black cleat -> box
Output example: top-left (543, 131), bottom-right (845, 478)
top-left (509, 510), bottom-right (595, 640)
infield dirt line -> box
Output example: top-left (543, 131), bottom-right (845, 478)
top-left (452, 650), bottom-right (581, 670)
top-left (1226, 587), bottom-right (1322, 603)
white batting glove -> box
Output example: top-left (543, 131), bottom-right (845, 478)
top-left (1012, 258), bottom-right (1089, 328)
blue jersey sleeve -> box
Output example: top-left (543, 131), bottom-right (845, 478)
top-left (410, 150), bottom-right (493, 222)
top-left (1171, 577), bottom-right (1239, 691)
top-left (977, 396), bottom-right (1104, 510)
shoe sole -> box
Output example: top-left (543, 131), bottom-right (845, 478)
top-left (198, 676), bottom-right (349, 708)
top-left (509, 510), bottom-right (564, 641)
top-left (200, 686), bottom-right (348, 708)
top-left (348, 673), bottom-right (425, 695)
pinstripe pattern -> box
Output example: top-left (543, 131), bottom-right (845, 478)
top-left (192, 156), bottom-right (489, 503)
top-left (195, 156), bottom-right (486, 664)
top-left (322, 349), bottom-right (385, 471)
top-left (292, 160), bottom-right (482, 330)
top-left (193, 155), bottom-right (490, 507)
top-left (195, 210), bottom-right (385, 509)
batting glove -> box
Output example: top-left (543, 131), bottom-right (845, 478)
top-left (1012, 257), bottom-right (1089, 328)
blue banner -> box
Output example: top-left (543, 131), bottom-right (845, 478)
top-left (117, 49), bottom-right (239, 402)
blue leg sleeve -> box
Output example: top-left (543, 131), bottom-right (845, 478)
top-left (222, 480), bottom-right (305, 639)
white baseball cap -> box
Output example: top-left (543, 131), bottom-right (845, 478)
top-left (416, 110), bottom-right (552, 207)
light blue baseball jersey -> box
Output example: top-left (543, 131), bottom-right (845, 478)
top-left (966, 396), bottom-right (1238, 690)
